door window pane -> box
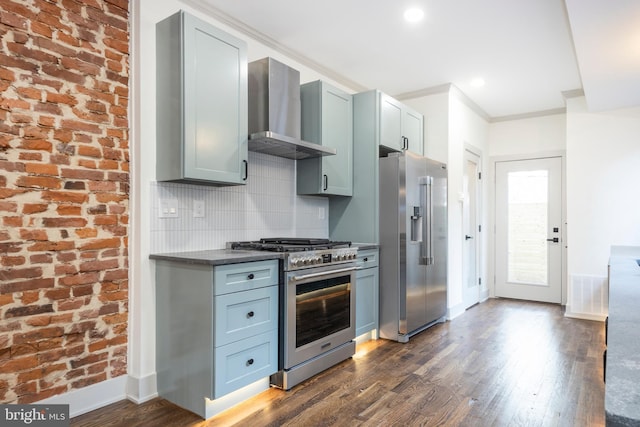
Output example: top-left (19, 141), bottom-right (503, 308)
top-left (507, 170), bottom-right (548, 285)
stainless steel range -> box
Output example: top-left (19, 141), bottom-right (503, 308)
top-left (230, 238), bottom-right (358, 390)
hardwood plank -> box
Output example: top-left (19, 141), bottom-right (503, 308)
top-left (71, 299), bottom-right (605, 427)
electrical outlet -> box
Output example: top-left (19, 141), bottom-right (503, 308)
top-left (159, 198), bottom-right (179, 218)
top-left (193, 200), bottom-right (205, 218)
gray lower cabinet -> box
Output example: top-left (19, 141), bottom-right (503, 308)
top-left (356, 249), bottom-right (379, 338)
top-left (156, 259), bottom-right (279, 418)
top-left (297, 80), bottom-right (353, 196)
top-left (156, 10), bottom-right (248, 185)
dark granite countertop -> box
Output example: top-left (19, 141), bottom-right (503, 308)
top-left (149, 249), bottom-right (284, 266)
top-left (606, 246), bottom-right (640, 427)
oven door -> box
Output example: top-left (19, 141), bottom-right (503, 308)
top-left (284, 264), bottom-right (357, 369)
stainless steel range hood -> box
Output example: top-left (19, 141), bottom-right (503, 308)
top-left (248, 57), bottom-right (336, 160)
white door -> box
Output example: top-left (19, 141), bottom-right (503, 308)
top-left (462, 150), bottom-right (481, 309)
top-left (495, 157), bottom-right (562, 303)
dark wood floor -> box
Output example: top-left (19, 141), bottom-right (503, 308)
top-left (71, 298), bottom-right (605, 427)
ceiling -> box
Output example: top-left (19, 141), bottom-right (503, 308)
top-left (187, 0), bottom-right (640, 120)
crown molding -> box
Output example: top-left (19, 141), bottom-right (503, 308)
top-left (561, 88), bottom-right (585, 99)
top-left (181, 0), bottom-right (368, 93)
top-left (490, 107), bottom-right (566, 123)
top-left (394, 83), bottom-right (452, 100)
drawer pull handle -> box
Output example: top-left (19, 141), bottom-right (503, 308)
top-left (247, 273), bottom-right (255, 280)
top-left (246, 358), bottom-right (254, 366)
top-left (247, 311), bottom-right (254, 318)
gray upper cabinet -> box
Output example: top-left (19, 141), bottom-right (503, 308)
top-left (297, 81), bottom-right (353, 196)
top-left (379, 92), bottom-right (424, 155)
top-left (156, 11), bottom-right (248, 185)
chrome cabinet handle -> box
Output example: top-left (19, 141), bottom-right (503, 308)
top-left (292, 266), bottom-right (360, 281)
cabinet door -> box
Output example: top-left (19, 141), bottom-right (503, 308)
top-left (183, 13), bottom-right (248, 184)
top-left (356, 266), bottom-right (379, 337)
top-left (298, 81), bottom-right (353, 196)
top-left (157, 11), bottom-right (248, 185)
top-left (403, 108), bottom-right (423, 155)
top-left (379, 93), bottom-right (404, 152)
top-left (214, 286), bottom-right (278, 347)
top-left (321, 84), bottom-right (353, 195)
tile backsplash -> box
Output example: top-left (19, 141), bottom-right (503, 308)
top-left (150, 151), bottom-right (329, 253)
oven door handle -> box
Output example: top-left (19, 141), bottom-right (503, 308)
top-left (291, 266), bottom-right (361, 281)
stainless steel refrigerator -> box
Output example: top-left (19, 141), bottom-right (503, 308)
top-left (379, 151), bottom-right (448, 343)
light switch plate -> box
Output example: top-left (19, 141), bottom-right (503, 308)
top-left (159, 198), bottom-right (179, 218)
top-left (193, 200), bottom-right (205, 218)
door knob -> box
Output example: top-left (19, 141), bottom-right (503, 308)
top-left (546, 237), bottom-right (559, 243)
top-left (465, 235), bottom-right (473, 240)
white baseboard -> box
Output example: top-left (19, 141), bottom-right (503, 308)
top-left (37, 375), bottom-right (128, 418)
top-left (127, 372), bottom-right (158, 404)
top-left (564, 308), bottom-right (607, 322)
top-left (480, 289), bottom-right (490, 302)
top-left (447, 302), bottom-right (466, 320)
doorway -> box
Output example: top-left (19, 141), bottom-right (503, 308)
top-left (462, 148), bottom-right (482, 309)
top-left (494, 157), bottom-right (562, 303)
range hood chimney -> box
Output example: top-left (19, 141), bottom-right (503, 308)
top-left (248, 57), bottom-right (336, 160)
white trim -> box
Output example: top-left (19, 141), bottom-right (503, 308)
top-left (126, 372), bottom-right (158, 404)
top-left (37, 376), bottom-right (127, 418)
top-left (447, 302), bottom-right (466, 320)
top-left (491, 107), bottom-right (566, 123)
top-left (564, 310), bottom-right (607, 322)
top-left (489, 150), bottom-right (567, 305)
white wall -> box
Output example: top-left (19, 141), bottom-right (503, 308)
top-left (489, 113), bottom-right (567, 157)
top-left (565, 96), bottom-right (640, 318)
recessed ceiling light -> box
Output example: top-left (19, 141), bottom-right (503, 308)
top-left (403, 7), bottom-right (424, 23)
top-left (470, 78), bottom-right (486, 88)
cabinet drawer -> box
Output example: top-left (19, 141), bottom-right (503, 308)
top-left (357, 249), bottom-right (379, 268)
top-left (214, 260), bottom-right (279, 295)
top-left (214, 329), bottom-right (278, 398)
top-left (215, 286), bottom-right (278, 347)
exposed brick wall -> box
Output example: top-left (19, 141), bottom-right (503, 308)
top-left (0, 0), bottom-right (129, 403)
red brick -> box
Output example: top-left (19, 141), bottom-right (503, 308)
top-left (3, 216), bottom-right (22, 227)
top-left (18, 139), bottom-right (53, 152)
top-left (0, 277), bottom-right (54, 294)
top-left (0, 266), bottom-right (43, 281)
top-left (24, 163), bottom-right (58, 175)
top-left (44, 288), bottom-right (70, 301)
top-left (29, 253), bottom-right (53, 264)
top-left (58, 272), bottom-right (99, 287)
top-left (2, 256), bottom-right (25, 267)
top-left (45, 92), bottom-right (78, 106)
top-left (42, 217), bottom-right (87, 228)
top-left (0, 201), bottom-right (18, 212)
top-left (74, 228), bottom-right (98, 239)
top-left (27, 241), bottom-right (75, 252)
top-left (41, 190), bottom-right (88, 204)
top-left (22, 203), bottom-right (48, 214)
top-left (79, 238), bottom-right (120, 251)
top-left (0, 355), bottom-right (39, 374)
top-left (20, 229), bottom-right (49, 241)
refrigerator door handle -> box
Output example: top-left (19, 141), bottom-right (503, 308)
top-left (419, 176), bottom-right (434, 265)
